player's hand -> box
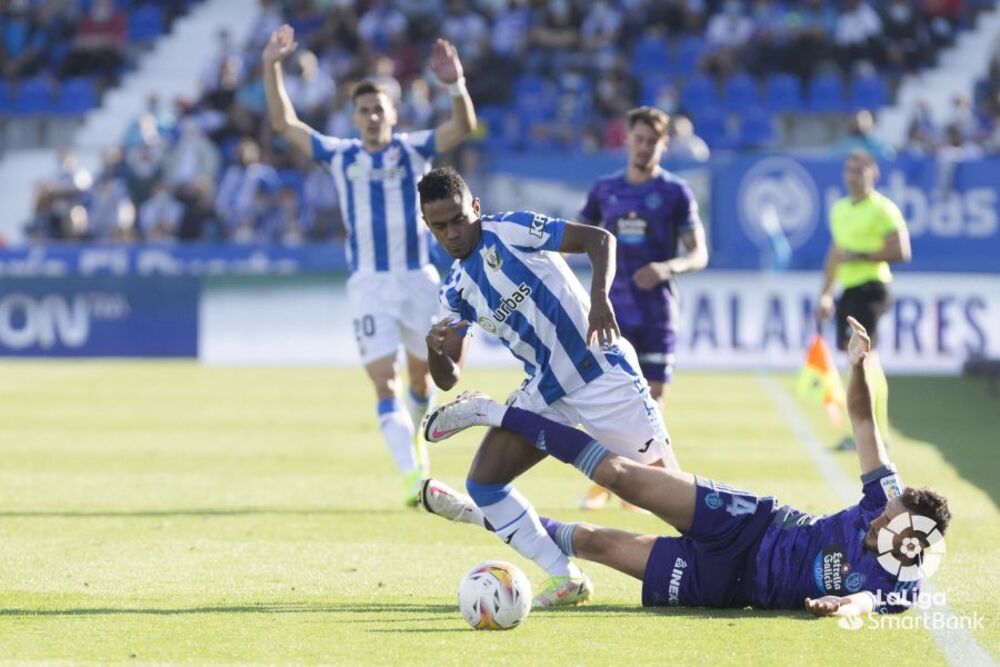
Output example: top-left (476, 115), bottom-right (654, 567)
top-left (804, 596), bottom-right (844, 617)
top-left (429, 38), bottom-right (463, 85)
top-left (587, 294), bottom-right (620, 348)
top-left (846, 316), bottom-right (870, 367)
top-left (426, 317), bottom-right (469, 356)
top-left (632, 262), bottom-right (671, 291)
top-left (816, 293), bottom-right (835, 324)
top-left (262, 25), bottom-right (297, 65)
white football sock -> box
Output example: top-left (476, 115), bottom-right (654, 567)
top-left (477, 487), bottom-right (578, 578)
top-left (406, 386), bottom-right (434, 433)
top-left (377, 398), bottom-right (417, 473)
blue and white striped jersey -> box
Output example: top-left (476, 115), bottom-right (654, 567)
top-left (311, 129), bottom-right (436, 273)
top-left (440, 210), bottom-right (619, 405)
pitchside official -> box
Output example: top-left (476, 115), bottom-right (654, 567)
top-left (818, 149), bottom-right (912, 450)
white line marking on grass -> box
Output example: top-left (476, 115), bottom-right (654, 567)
top-left (758, 373), bottom-right (995, 667)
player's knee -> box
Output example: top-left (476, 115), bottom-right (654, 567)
top-left (596, 457), bottom-right (630, 494)
top-left (573, 523), bottom-right (608, 558)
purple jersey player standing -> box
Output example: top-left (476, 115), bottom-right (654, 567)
top-left (421, 317), bottom-right (950, 617)
top-left (579, 107), bottom-right (708, 510)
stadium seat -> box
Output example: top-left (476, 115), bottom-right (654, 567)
top-left (692, 107), bottom-right (729, 149)
top-left (764, 74), bottom-right (802, 113)
top-left (512, 74), bottom-right (547, 99)
top-left (478, 105), bottom-right (514, 150)
top-left (12, 77), bottom-right (54, 116)
top-left (850, 74), bottom-right (888, 111)
top-left (629, 35), bottom-right (670, 76)
top-left (668, 36), bottom-right (706, 76)
top-left (807, 73), bottom-right (847, 113)
top-left (128, 4), bottom-right (167, 42)
top-left (639, 73), bottom-right (671, 106)
top-left (723, 73), bottom-right (758, 111)
top-left (681, 74), bottom-right (718, 116)
top-left (738, 106), bottom-right (775, 148)
top-left (54, 78), bottom-right (99, 116)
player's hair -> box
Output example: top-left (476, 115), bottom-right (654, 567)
top-left (900, 487), bottom-right (951, 535)
top-left (352, 80), bottom-right (390, 103)
top-left (627, 106), bottom-right (670, 138)
top-left (418, 166), bottom-right (470, 205)
top-left (846, 148), bottom-right (877, 169)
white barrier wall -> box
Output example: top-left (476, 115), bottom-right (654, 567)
top-left (200, 272), bottom-right (1000, 375)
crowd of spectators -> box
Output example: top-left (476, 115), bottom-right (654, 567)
top-left (21, 0), bottom-right (996, 244)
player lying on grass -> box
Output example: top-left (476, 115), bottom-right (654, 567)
top-left (420, 317), bottom-right (950, 616)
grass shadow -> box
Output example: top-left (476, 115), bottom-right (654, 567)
top-left (889, 376), bottom-right (1000, 510)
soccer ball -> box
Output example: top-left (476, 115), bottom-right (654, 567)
top-left (457, 560), bottom-right (532, 630)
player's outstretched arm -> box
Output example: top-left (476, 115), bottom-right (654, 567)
top-left (804, 593), bottom-right (875, 618)
top-left (426, 318), bottom-right (472, 391)
top-left (633, 226), bottom-right (709, 290)
top-left (560, 223), bottom-right (619, 347)
top-left (261, 25), bottom-right (314, 158)
top-left (845, 317), bottom-right (892, 475)
top-left (429, 39), bottom-right (477, 153)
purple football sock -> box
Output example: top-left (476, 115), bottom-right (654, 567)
top-left (500, 407), bottom-right (611, 478)
top-left (539, 515), bottom-right (561, 542)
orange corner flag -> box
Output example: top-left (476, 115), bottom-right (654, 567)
top-left (796, 335), bottom-right (846, 428)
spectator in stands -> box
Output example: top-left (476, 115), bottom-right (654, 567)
top-left (62, 0), bottom-right (126, 86)
top-left (702, 0), bottom-right (754, 79)
top-left (368, 55), bottom-right (402, 103)
top-left (948, 94), bottom-right (981, 142)
top-left (247, 0), bottom-right (283, 50)
top-left (902, 100), bottom-right (940, 155)
top-left (124, 113), bottom-right (167, 204)
top-left (358, 0), bottom-right (408, 55)
top-left (881, 0), bottom-right (931, 72)
top-left (163, 119), bottom-right (221, 189)
top-left (581, 0), bottom-right (624, 54)
top-left (746, 0), bottom-right (791, 76)
top-left (921, 0), bottom-right (963, 46)
top-left (785, 0), bottom-right (836, 81)
top-left (529, 0), bottom-right (580, 75)
top-left (87, 153), bottom-right (136, 242)
top-left (201, 54), bottom-right (244, 112)
top-left (275, 185), bottom-right (306, 245)
top-left (139, 181), bottom-right (184, 242)
top-left (835, 109), bottom-right (895, 160)
top-left (0, 0), bottom-right (49, 79)
top-left (302, 164), bottom-right (340, 240)
top-left (938, 122), bottom-right (985, 162)
top-left (489, 0), bottom-right (532, 65)
top-left (641, 0), bottom-right (707, 36)
top-left (284, 49), bottom-right (334, 127)
top-left (666, 115), bottom-right (711, 162)
top-left (834, 0), bottom-right (883, 69)
top-left (175, 177), bottom-right (220, 241)
top-left (440, 0), bottom-right (490, 63)
top-left (215, 138), bottom-right (280, 232)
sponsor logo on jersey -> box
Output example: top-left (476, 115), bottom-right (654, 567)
top-left (845, 571), bottom-right (866, 593)
top-left (615, 213), bottom-right (648, 245)
top-left (668, 557), bottom-right (687, 605)
top-left (483, 245), bottom-right (503, 271)
top-left (704, 492), bottom-right (723, 510)
top-left (813, 545), bottom-right (849, 594)
top-left (529, 214), bottom-right (547, 238)
top-left (490, 282), bottom-right (532, 324)
top-left (477, 316), bottom-right (497, 334)
top-left (880, 474), bottom-right (902, 500)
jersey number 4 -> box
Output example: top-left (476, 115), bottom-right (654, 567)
top-left (726, 496), bottom-right (757, 517)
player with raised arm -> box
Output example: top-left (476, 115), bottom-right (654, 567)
top-left (262, 25), bottom-right (476, 506)
top-left (423, 317), bottom-right (949, 617)
top-left (416, 166), bottom-right (679, 607)
top-left (577, 106), bottom-right (709, 511)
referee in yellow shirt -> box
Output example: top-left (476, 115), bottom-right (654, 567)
top-left (817, 150), bottom-right (912, 449)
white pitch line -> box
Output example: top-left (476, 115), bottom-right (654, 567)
top-left (757, 373), bottom-right (995, 667)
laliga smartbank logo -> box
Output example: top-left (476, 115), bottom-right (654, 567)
top-left (876, 511), bottom-right (946, 581)
top-left (836, 513), bottom-right (985, 632)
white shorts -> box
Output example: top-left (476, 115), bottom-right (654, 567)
top-left (347, 266), bottom-right (441, 365)
top-left (508, 340), bottom-right (670, 465)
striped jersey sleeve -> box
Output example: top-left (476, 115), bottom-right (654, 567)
top-left (485, 210), bottom-right (566, 253)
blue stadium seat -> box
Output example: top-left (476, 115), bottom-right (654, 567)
top-left (478, 105), bottom-right (514, 150)
top-left (54, 77), bottom-right (98, 116)
top-left (807, 73), bottom-right (847, 112)
top-left (629, 35), bottom-right (670, 76)
top-left (0, 83), bottom-right (13, 117)
top-left (12, 77), bottom-right (54, 116)
top-left (738, 107), bottom-right (775, 148)
top-left (512, 74), bottom-right (547, 99)
top-left (668, 36), bottom-right (706, 76)
top-left (764, 74), bottom-right (802, 113)
top-left (639, 74), bottom-right (671, 106)
top-left (723, 73), bottom-right (758, 111)
top-left (128, 4), bottom-right (167, 42)
top-left (692, 108), bottom-right (728, 149)
top-left (850, 74), bottom-right (888, 111)
top-left (681, 74), bottom-right (717, 116)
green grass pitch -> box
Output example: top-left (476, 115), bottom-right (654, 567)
top-left (0, 362), bottom-right (997, 665)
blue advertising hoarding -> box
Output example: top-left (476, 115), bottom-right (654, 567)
top-left (0, 277), bottom-right (199, 357)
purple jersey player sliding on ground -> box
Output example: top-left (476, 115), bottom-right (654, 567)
top-left (579, 107), bottom-right (708, 511)
top-left (421, 317), bottom-right (950, 617)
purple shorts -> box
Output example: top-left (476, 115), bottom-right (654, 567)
top-left (641, 476), bottom-right (776, 608)
top-left (620, 324), bottom-right (675, 384)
